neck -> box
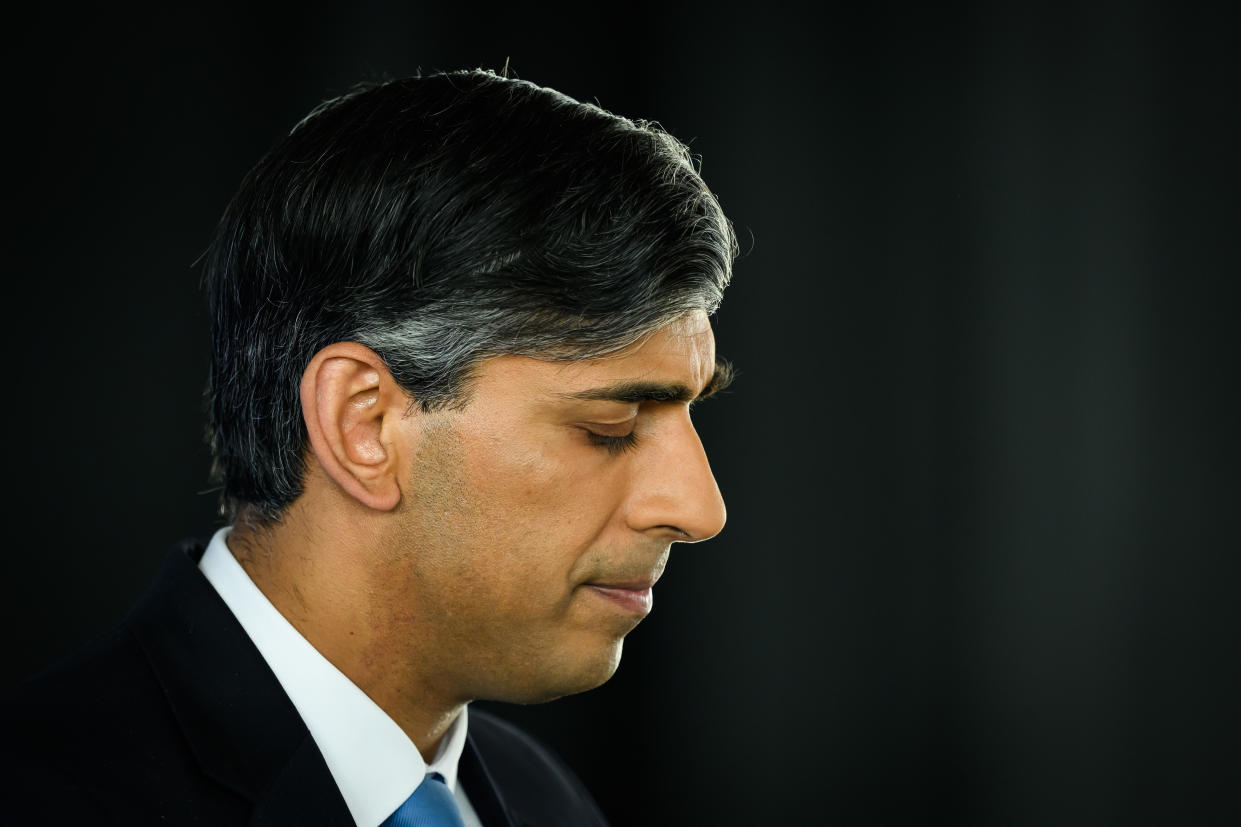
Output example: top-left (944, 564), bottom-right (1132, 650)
top-left (228, 492), bottom-right (464, 762)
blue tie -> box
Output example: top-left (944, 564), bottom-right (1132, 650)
top-left (380, 772), bottom-right (466, 827)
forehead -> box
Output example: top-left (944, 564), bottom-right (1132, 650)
top-left (472, 311), bottom-right (717, 403)
top-left (558, 311), bottom-right (715, 386)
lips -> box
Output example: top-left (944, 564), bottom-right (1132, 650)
top-left (588, 577), bottom-right (656, 591)
top-left (583, 580), bottom-right (655, 614)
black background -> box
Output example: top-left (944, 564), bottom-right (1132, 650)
top-left (5, 3), bottom-right (1238, 825)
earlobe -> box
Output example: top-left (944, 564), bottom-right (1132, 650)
top-left (300, 343), bottom-right (407, 512)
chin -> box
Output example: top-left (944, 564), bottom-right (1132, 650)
top-left (494, 638), bottom-right (625, 705)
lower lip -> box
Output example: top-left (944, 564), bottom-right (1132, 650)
top-left (586, 585), bottom-right (653, 614)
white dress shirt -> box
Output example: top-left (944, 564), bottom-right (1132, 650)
top-left (199, 527), bottom-right (482, 827)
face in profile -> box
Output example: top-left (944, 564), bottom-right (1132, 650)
top-left (386, 310), bottom-right (727, 704)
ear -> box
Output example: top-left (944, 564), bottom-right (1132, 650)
top-left (299, 342), bottom-right (411, 512)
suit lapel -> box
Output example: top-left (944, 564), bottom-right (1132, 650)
top-left (250, 734), bottom-right (359, 825)
top-left (127, 540), bottom-right (354, 826)
top-left (460, 730), bottom-right (519, 827)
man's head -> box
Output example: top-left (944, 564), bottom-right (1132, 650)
top-left (203, 70), bottom-right (736, 705)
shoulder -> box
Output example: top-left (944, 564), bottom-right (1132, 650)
top-left (466, 707), bottom-right (610, 826)
top-left (2, 629), bottom-right (143, 820)
top-left (3, 541), bottom-right (207, 778)
top-left (1, 557), bottom-right (249, 824)
top-left (4, 624), bottom-right (172, 762)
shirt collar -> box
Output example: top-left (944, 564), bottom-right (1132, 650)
top-left (199, 527), bottom-right (469, 827)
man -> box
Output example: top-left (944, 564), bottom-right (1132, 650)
top-left (2, 69), bottom-right (735, 825)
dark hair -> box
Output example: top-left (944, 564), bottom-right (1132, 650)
top-left (204, 69), bottom-right (736, 521)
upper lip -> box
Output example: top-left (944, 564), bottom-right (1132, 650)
top-left (583, 551), bottom-right (668, 592)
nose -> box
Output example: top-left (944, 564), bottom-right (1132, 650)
top-left (627, 413), bottom-right (727, 542)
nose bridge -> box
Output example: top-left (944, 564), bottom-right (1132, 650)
top-left (630, 410), bottom-right (727, 542)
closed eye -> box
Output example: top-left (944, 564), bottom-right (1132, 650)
top-left (587, 431), bottom-right (639, 456)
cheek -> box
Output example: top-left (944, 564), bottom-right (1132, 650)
top-left (461, 428), bottom-right (622, 515)
top-left (453, 432), bottom-right (630, 580)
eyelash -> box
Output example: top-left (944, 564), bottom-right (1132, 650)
top-left (588, 431), bottom-right (639, 456)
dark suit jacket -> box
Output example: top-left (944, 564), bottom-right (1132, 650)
top-left (1, 539), bottom-right (609, 826)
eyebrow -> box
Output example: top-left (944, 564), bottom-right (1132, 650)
top-left (559, 357), bottom-right (735, 404)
